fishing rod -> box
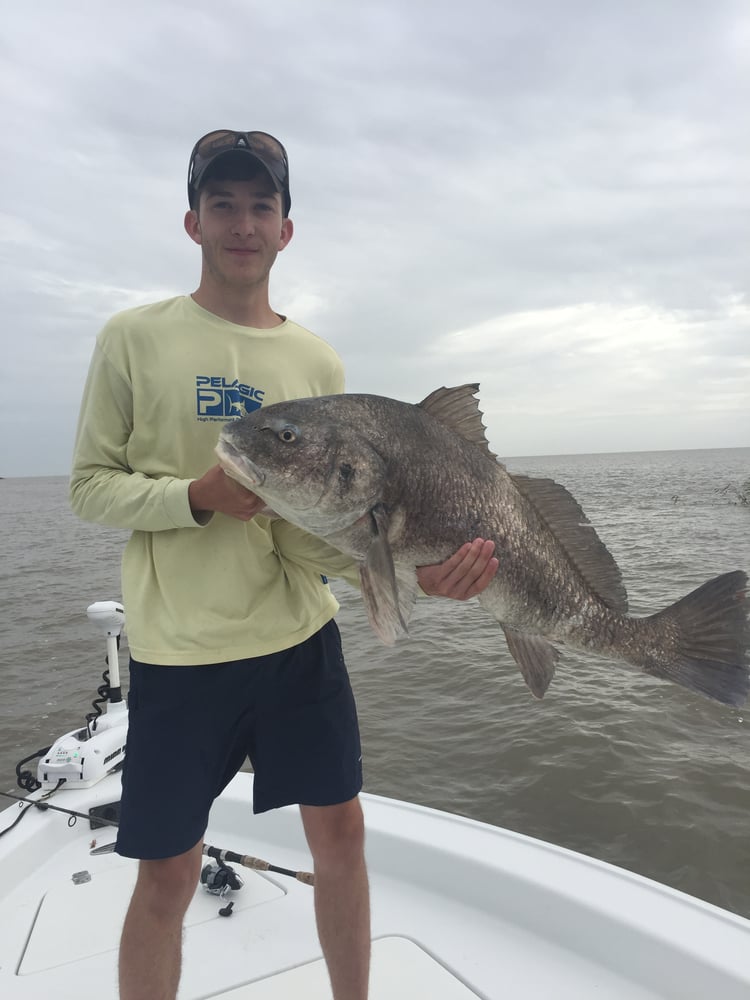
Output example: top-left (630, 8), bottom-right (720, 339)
top-left (203, 844), bottom-right (314, 886)
top-left (0, 790), bottom-right (315, 886)
top-left (0, 790), bottom-right (119, 827)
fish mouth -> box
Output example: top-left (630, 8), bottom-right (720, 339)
top-left (215, 439), bottom-right (265, 490)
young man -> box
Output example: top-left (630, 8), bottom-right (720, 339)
top-left (70, 129), bottom-right (498, 1000)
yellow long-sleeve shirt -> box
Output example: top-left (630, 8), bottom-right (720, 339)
top-left (70, 295), bottom-right (359, 665)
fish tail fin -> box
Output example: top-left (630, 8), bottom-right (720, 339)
top-left (645, 570), bottom-right (749, 706)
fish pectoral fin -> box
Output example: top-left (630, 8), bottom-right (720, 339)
top-left (359, 504), bottom-right (418, 645)
top-left (501, 627), bottom-right (559, 699)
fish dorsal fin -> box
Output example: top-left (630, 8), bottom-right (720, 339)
top-left (510, 474), bottom-right (629, 614)
top-left (418, 384), bottom-right (497, 459)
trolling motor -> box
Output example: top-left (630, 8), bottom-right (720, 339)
top-left (35, 602), bottom-right (129, 790)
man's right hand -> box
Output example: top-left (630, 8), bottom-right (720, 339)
top-left (188, 464), bottom-right (267, 521)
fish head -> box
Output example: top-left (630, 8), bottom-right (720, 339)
top-left (215, 398), bottom-right (388, 535)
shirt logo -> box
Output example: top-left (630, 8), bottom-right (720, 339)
top-left (196, 375), bottom-right (265, 422)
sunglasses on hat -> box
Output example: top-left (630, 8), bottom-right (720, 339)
top-left (187, 130), bottom-right (291, 214)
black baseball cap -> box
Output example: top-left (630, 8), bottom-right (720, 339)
top-left (187, 130), bottom-right (291, 215)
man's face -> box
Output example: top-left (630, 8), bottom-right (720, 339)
top-left (185, 174), bottom-right (293, 289)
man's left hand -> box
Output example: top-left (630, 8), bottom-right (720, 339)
top-left (416, 538), bottom-right (499, 601)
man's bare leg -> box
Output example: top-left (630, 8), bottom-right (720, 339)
top-left (301, 798), bottom-right (370, 1000)
top-left (119, 841), bottom-right (203, 1000)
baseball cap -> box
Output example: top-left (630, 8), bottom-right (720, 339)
top-left (187, 130), bottom-right (291, 215)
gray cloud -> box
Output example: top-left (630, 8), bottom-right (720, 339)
top-left (1, 0), bottom-right (748, 475)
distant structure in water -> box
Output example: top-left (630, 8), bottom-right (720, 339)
top-left (714, 480), bottom-right (750, 506)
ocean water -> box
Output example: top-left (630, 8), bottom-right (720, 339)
top-left (1, 449), bottom-right (749, 918)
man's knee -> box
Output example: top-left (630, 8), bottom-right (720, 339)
top-left (131, 841), bottom-right (203, 917)
top-left (301, 798), bottom-right (365, 871)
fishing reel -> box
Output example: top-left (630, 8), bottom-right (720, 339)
top-left (200, 861), bottom-right (244, 917)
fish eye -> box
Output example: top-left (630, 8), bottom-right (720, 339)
top-left (278, 426), bottom-right (297, 443)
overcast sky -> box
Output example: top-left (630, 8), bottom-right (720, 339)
top-left (1, 0), bottom-right (748, 476)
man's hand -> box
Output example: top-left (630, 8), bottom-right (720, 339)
top-left (188, 464), bottom-right (267, 521)
top-left (416, 538), bottom-right (498, 601)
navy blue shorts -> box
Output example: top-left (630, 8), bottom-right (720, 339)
top-left (116, 620), bottom-right (362, 860)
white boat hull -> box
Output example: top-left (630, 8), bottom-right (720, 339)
top-left (1, 771), bottom-right (749, 998)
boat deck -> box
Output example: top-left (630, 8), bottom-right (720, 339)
top-left (1, 772), bottom-right (749, 998)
